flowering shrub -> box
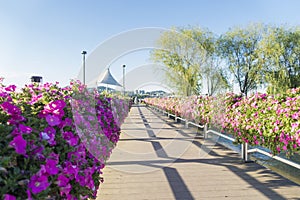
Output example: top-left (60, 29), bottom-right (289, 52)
top-left (143, 95), bottom-right (221, 125)
top-left (0, 81), bottom-right (130, 199)
top-left (144, 90), bottom-right (300, 156)
top-left (224, 89), bottom-right (300, 156)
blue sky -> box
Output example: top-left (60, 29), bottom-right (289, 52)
top-left (1, 0), bottom-right (300, 89)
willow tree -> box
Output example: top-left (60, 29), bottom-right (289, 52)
top-left (205, 64), bottom-right (230, 96)
top-left (201, 31), bottom-right (230, 96)
top-left (151, 27), bottom-right (209, 96)
top-left (152, 27), bottom-right (228, 96)
top-left (217, 24), bottom-right (265, 96)
top-left (260, 25), bottom-right (300, 94)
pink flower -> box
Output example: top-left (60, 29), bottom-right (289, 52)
top-left (28, 174), bottom-right (50, 194)
top-left (276, 146), bottom-right (281, 153)
top-left (52, 108), bottom-right (65, 118)
top-left (291, 122), bottom-right (299, 132)
top-left (297, 138), bottom-right (300, 146)
top-left (4, 194), bottom-right (16, 200)
top-left (282, 146), bottom-right (287, 151)
top-left (43, 100), bottom-right (66, 118)
top-left (9, 135), bottom-right (27, 155)
top-left (29, 94), bottom-right (43, 105)
top-left (292, 112), bottom-right (299, 120)
top-left (45, 99), bottom-right (66, 111)
top-left (5, 85), bottom-right (16, 92)
top-left (46, 114), bottom-right (61, 126)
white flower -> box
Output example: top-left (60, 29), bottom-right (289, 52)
top-left (41, 132), bottom-right (50, 140)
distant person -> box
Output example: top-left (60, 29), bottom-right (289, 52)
top-left (134, 96), bottom-right (138, 104)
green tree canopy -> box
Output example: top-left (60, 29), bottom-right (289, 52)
top-left (260, 25), bottom-right (300, 94)
top-left (217, 24), bottom-right (265, 96)
top-left (152, 27), bottom-right (228, 96)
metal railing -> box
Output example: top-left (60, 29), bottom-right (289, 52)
top-left (147, 105), bottom-right (300, 170)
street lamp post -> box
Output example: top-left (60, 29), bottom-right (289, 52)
top-left (81, 51), bottom-right (87, 84)
top-left (123, 64), bottom-right (126, 95)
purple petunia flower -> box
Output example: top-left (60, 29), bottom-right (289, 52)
top-left (63, 162), bottom-right (79, 178)
top-left (60, 117), bottom-right (73, 129)
top-left (9, 135), bottom-right (27, 155)
top-left (44, 126), bottom-right (56, 135)
top-left (46, 114), bottom-right (61, 126)
top-left (19, 124), bottom-right (32, 134)
top-left (44, 126), bottom-right (56, 146)
top-left (45, 159), bottom-right (59, 175)
top-left (4, 194), bottom-right (16, 200)
top-left (75, 174), bottom-right (86, 187)
top-left (0, 102), bottom-right (21, 116)
top-left (57, 174), bottom-right (69, 187)
top-left (49, 152), bottom-right (59, 161)
top-left (28, 174), bottom-right (50, 194)
top-left (27, 189), bottom-right (33, 200)
top-left (62, 131), bottom-right (78, 146)
top-left (30, 145), bottom-right (45, 160)
top-left (40, 126), bottom-right (56, 145)
top-left (60, 183), bottom-right (72, 197)
top-left (44, 100), bottom-right (66, 113)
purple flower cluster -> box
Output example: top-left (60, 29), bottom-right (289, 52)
top-left (0, 81), bottom-right (131, 199)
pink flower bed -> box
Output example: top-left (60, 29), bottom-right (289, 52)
top-left (144, 90), bottom-right (300, 156)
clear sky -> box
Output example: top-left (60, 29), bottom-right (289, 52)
top-left (1, 0), bottom-right (300, 89)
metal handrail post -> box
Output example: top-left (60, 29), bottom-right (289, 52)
top-left (242, 143), bottom-right (250, 162)
top-left (204, 123), bottom-right (208, 139)
top-left (185, 120), bottom-right (189, 128)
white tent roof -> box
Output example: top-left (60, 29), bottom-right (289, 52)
top-left (98, 68), bottom-right (122, 87)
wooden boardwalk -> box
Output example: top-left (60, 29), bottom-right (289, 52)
top-left (96, 105), bottom-right (300, 200)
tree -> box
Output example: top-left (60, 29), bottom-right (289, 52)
top-left (204, 63), bottom-right (230, 96)
top-left (260, 25), bottom-right (300, 94)
top-left (151, 27), bottom-right (205, 96)
top-left (217, 24), bottom-right (265, 96)
top-left (152, 27), bottom-right (229, 96)
top-left (201, 33), bottom-right (230, 96)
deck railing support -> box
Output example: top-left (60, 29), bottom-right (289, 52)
top-left (185, 120), bottom-right (189, 128)
top-left (204, 124), bottom-right (208, 139)
top-left (241, 143), bottom-right (250, 162)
